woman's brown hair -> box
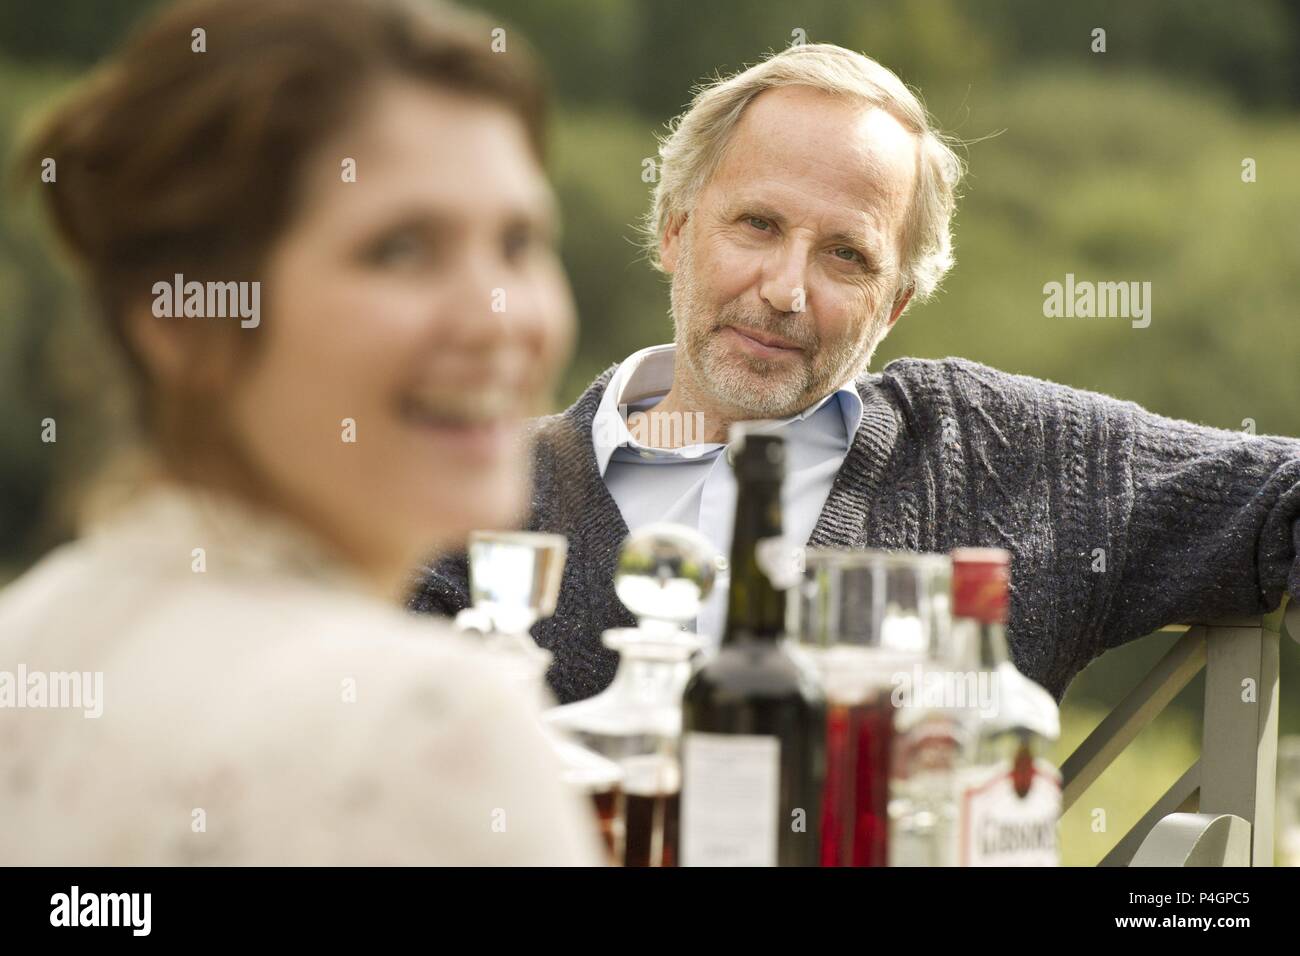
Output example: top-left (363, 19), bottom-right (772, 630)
top-left (18, 0), bottom-right (547, 478)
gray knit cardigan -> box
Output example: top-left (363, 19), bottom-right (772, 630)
top-left (411, 357), bottom-right (1300, 705)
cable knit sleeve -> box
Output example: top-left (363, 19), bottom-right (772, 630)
top-left (1094, 403), bottom-right (1300, 649)
top-left (879, 356), bottom-right (1300, 698)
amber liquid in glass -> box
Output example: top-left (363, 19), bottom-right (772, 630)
top-left (620, 754), bottom-right (679, 867)
top-left (624, 790), bottom-right (680, 867)
top-left (589, 787), bottom-right (624, 865)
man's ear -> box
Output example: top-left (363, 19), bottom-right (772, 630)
top-left (659, 213), bottom-right (687, 273)
top-left (886, 285), bottom-right (915, 328)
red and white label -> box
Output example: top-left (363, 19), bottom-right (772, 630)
top-left (957, 759), bottom-right (1061, 867)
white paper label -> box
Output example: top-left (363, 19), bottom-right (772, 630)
top-left (957, 758), bottom-right (1061, 866)
top-left (681, 732), bottom-right (780, 866)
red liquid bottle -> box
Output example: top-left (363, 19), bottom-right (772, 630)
top-left (849, 691), bottom-right (895, 865)
top-left (814, 654), bottom-right (913, 866)
top-left (795, 550), bottom-right (951, 866)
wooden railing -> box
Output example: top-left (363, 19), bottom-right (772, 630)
top-left (1060, 597), bottom-right (1296, 866)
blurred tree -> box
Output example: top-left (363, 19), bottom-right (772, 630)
top-left (0, 0), bottom-right (164, 64)
top-left (978, 0), bottom-right (1300, 109)
top-left (876, 69), bottom-right (1300, 437)
top-left (461, 0), bottom-right (640, 110)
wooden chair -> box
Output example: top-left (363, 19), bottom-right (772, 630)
top-left (1061, 597), bottom-right (1296, 866)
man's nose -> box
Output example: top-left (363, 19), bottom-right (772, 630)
top-left (758, 241), bottom-right (810, 314)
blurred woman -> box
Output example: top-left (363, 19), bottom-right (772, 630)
top-left (0, 0), bottom-right (596, 864)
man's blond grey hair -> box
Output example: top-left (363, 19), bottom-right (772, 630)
top-left (644, 43), bottom-right (965, 304)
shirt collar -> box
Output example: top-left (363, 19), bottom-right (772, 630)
top-left (592, 343), bottom-right (864, 476)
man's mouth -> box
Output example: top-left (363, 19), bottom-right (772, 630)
top-left (722, 324), bottom-right (805, 358)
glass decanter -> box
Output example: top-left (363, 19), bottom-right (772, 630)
top-left (546, 522), bottom-right (718, 867)
top-left (454, 529), bottom-right (625, 861)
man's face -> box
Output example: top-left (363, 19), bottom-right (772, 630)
top-left (662, 85), bottom-right (919, 418)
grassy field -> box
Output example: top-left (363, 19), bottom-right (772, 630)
top-left (1056, 623), bottom-right (1300, 868)
top-left (1055, 701), bottom-right (1200, 866)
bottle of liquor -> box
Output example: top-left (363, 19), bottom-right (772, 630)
top-left (949, 548), bottom-right (1061, 866)
top-left (546, 524), bottom-right (717, 867)
top-left (884, 554), bottom-right (964, 867)
top-left (680, 428), bottom-right (825, 867)
top-left (794, 549), bottom-right (948, 866)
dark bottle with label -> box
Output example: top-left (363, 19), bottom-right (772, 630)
top-left (680, 427), bottom-right (825, 866)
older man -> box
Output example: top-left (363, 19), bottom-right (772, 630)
top-left (412, 43), bottom-right (1300, 705)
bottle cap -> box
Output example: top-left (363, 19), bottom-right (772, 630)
top-left (951, 547), bottom-right (1010, 623)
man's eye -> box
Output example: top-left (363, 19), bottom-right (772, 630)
top-left (746, 216), bottom-right (771, 232)
top-left (833, 246), bottom-right (864, 264)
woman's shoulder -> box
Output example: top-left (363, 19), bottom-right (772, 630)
top-left (108, 594), bottom-right (587, 864)
top-left (0, 532), bottom-right (593, 864)
top-left (0, 505), bottom-right (544, 729)
top-left (0, 535), bottom-right (110, 648)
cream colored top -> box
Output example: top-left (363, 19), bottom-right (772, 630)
top-left (0, 486), bottom-right (601, 865)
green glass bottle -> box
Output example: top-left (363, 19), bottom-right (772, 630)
top-left (680, 428), bottom-right (825, 866)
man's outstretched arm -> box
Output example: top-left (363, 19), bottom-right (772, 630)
top-left (1097, 403), bottom-right (1300, 650)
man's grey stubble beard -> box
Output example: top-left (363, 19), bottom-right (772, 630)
top-left (668, 233), bottom-right (893, 419)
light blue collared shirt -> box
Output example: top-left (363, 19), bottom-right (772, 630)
top-left (592, 343), bottom-right (864, 647)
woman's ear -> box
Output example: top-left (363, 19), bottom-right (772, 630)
top-left (125, 300), bottom-right (240, 394)
top-left (126, 302), bottom-right (189, 388)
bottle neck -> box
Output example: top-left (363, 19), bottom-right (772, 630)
top-left (608, 649), bottom-right (694, 706)
top-left (723, 476), bottom-right (786, 645)
top-left (953, 616), bottom-right (1010, 670)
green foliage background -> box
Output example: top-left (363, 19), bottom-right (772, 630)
top-left (2, 0), bottom-right (1299, 864)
